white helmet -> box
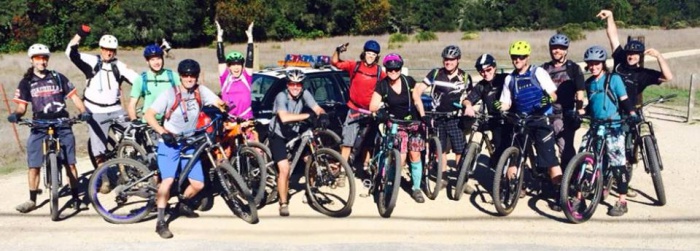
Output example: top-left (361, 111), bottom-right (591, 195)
top-left (27, 43), bottom-right (51, 58)
top-left (286, 69), bottom-right (306, 83)
top-left (99, 35), bottom-right (119, 49)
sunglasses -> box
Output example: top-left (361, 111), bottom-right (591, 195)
top-left (386, 68), bottom-right (401, 73)
top-left (510, 55), bottom-right (528, 61)
top-left (478, 67), bottom-right (495, 73)
top-left (31, 55), bottom-right (49, 61)
top-left (181, 74), bottom-right (198, 78)
top-left (287, 82), bottom-right (303, 87)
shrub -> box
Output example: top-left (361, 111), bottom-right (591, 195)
top-left (301, 30), bottom-right (326, 40)
top-left (557, 23), bottom-right (586, 41)
top-left (414, 30), bottom-right (437, 42)
top-left (667, 21), bottom-right (689, 29)
top-left (389, 33), bottom-right (409, 43)
top-left (580, 22), bottom-right (601, 31)
top-left (461, 31), bottom-right (479, 40)
top-left (387, 43), bottom-right (403, 50)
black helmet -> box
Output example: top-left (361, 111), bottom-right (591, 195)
top-left (441, 45), bottom-right (461, 59)
top-left (178, 59), bottom-right (201, 76)
top-left (624, 40), bottom-right (645, 54)
top-left (474, 53), bottom-right (496, 72)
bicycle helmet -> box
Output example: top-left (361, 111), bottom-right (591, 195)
top-left (583, 46), bottom-right (607, 62)
top-left (382, 53), bottom-right (404, 70)
top-left (441, 45), bottom-right (462, 59)
top-left (509, 40), bottom-right (531, 56)
top-left (27, 43), bottom-right (50, 58)
top-left (363, 40), bottom-right (381, 54)
top-left (178, 59), bottom-right (201, 76)
top-left (143, 44), bottom-right (164, 59)
top-left (624, 40), bottom-right (645, 54)
top-left (286, 69), bottom-right (305, 83)
top-left (225, 51), bottom-right (245, 64)
top-left (474, 53), bottom-right (496, 72)
top-left (99, 35), bottom-right (119, 49)
top-left (548, 34), bottom-right (570, 48)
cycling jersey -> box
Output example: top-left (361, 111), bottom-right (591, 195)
top-left (333, 60), bottom-right (386, 110)
top-left (14, 71), bottom-right (76, 119)
top-left (219, 70), bottom-right (253, 119)
top-left (612, 46), bottom-right (662, 105)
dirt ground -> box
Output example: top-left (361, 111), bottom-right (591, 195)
top-left (0, 108), bottom-right (699, 250)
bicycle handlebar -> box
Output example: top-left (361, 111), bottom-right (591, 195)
top-left (17, 117), bottom-right (82, 128)
top-left (100, 114), bottom-right (130, 125)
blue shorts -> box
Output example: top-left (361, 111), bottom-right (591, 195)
top-left (156, 141), bottom-right (204, 182)
top-left (27, 127), bottom-right (76, 168)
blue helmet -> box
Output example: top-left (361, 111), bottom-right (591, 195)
top-left (143, 44), bottom-right (164, 59)
top-left (583, 46), bottom-right (607, 62)
top-left (363, 40), bottom-right (380, 54)
top-left (549, 34), bottom-right (570, 47)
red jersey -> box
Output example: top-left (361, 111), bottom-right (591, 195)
top-left (334, 60), bottom-right (386, 109)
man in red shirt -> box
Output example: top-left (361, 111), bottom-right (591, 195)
top-left (332, 40), bottom-right (386, 169)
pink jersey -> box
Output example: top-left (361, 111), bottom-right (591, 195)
top-left (220, 70), bottom-right (253, 120)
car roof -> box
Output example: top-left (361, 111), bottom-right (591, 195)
top-left (254, 66), bottom-right (343, 79)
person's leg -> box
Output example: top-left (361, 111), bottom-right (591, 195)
top-left (60, 128), bottom-right (81, 208)
top-left (607, 129), bottom-right (630, 216)
top-left (551, 117), bottom-right (565, 161)
top-left (408, 131), bottom-right (426, 202)
top-left (86, 112), bottom-right (112, 167)
top-left (17, 132), bottom-right (46, 213)
top-left (532, 121), bottom-right (562, 211)
top-left (560, 118), bottom-right (581, 168)
top-left (340, 110), bottom-right (359, 163)
top-left (155, 141), bottom-right (178, 238)
top-left (269, 134), bottom-right (291, 216)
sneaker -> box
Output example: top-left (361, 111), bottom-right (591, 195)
top-left (607, 201), bottom-right (628, 217)
top-left (99, 178), bottom-right (111, 194)
top-left (519, 189), bottom-right (527, 199)
top-left (463, 183), bottom-right (476, 194)
top-left (15, 200), bottom-right (36, 213)
top-left (279, 203), bottom-right (290, 217)
top-left (155, 220), bottom-right (173, 239)
top-left (626, 187), bottom-right (638, 198)
top-left (550, 198), bottom-right (563, 212)
top-left (411, 189), bottom-right (425, 203)
top-left (177, 202), bottom-right (200, 218)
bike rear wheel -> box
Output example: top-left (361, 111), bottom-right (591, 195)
top-left (48, 153), bottom-right (60, 221)
top-left (492, 147), bottom-right (525, 216)
top-left (422, 136), bottom-right (444, 200)
top-left (116, 140), bottom-right (149, 164)
top-left (244, 141), bottom-right (277, 207)
top-left (560, 152), bottom-right (603, 224)
top-left (642, 136), bottom-right (666, 206)
top-left (88, 158), bottom-right (156, 224)
top-left (216, 162), bottom-right (259, 224)
top-left (305, 148), bottom-right (356, 217)
top-left (88, 131), bottom-right (119, 169)
top-left (231, 146), bottom-right (267, 207)
top-left (454, 143), bottom-right (479, 201)
top-left (377, 149), bottom-right (402, 218)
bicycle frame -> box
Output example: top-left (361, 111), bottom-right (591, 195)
top-left (284, 129), bottom-right (318, 178)
top-left (364, 119), bottom-right (402, 190)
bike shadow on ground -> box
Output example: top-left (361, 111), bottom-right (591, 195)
top-left (611, 186), bottom-right (659, 206)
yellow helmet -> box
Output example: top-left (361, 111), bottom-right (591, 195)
top-left (509, 40), bottom-right (531, 56)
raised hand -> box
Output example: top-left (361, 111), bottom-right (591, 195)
top-left (336, 42), bottom-right (349, 53)
top-left (596, 10), bottom-right (612, 20)
top-left (215, 20), bottom-right (224, 42)
top-left (645, 48), bottom-right (661, 58)
top-left (246, 22), bottom-right (254, 43)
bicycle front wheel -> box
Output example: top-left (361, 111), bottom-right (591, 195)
top-left (244, 141), bottom-right (277, 207)
top-left (454, 143), bottom-right (479, 201)
top-left (48, 153), bottom-right (60, 221)
top-left (560, 152), bottom-right (602, 224)
top-left (88, 158), bottom-right (156, 224)
top-left (305, 148), bottom-right (355, 217)
top-left (492, 147), bottom-right (524, 216)
top-left (422, 136), bottom-right (444, 200)
top-left (642, 136), bottom-right (666, 206)
top-left (231, 146), bottom-right (267, 207)
top-left (315, 129), bottom-right (342, 151)
top-left (377, 149), bottom-right (402, 218)
top-left (116, 140), bottom-right (149, 164)
top-left (216, 162), bottom-right (259, 224)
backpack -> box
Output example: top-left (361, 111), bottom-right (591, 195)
top-left (140, 69), bottom-right (176, 97)
top-left (351, 61), bottom-right (382, 86)
top-left (87, 55), bottom-right (122, 87)
top-left (163, 86), bottom-right (212, 133)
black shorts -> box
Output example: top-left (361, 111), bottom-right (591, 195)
top-left (528, 119), bottom-right (560, 168)
top-left (269, 134), bottom-right (289, 163)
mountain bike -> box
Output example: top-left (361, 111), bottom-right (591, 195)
top-left (88, 114), bottom-right (258, 224)
top-left (627, 94), bottom-right (675, 206)
top-left (492, 112), bottom-right (552, 216)
top-left (87, 114), bottom-right (129, 168)
top-left (421, 111), bottom-right (451, 200)
top-left (18, 117), bottom-right (82, 221)
top-left (560, 117), bottom-right (626, 223)
top-left (452, 112), bottom-right (496, 201)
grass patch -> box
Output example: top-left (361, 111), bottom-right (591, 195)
top-left (0, 159), bottom-right (24, 175)
top-left (414, 31), bottom-right (437, 42)
top-left (389, 33), bottom-right (409, 43)
top-left (643, 85), bottom-right (699, 107)
top-left (387, 43), bottom-right (403, 50)
top-left (461, 31), bottom-right (479, 40)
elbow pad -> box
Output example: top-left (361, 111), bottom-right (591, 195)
top-left (217, 42), bottom-right (225, 64)
top-left (245, 43), bottom-right (254, 68)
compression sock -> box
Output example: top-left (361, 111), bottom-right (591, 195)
top-left (410, 161), bottom-right (423, 191)
top-left (157, 208), bottom-right (166, 222)
top-left (29, 190), bottom-right (38, 203)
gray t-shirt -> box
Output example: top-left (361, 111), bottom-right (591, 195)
top-left (269, 90), bottom-right (318, 138)
top-left (149, 85), bottom-right (220, 135)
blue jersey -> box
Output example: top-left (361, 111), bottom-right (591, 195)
top-left (586, 72), bottom-right (627, 121)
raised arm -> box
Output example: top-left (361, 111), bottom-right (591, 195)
top-left (597, 9), bottom-right (621, 51)
top-left (646, 48), bottom-right (674, 82)
top-left (216, 20), bottom-right (227, 76)
top-left (244, 22), bottom-right (255, 74)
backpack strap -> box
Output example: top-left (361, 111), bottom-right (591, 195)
top-left (164, 86), bottom-right (202, 122)
top-left (88, 56), bottom-right (123, 86)
top-left (49, 70), bottom-right (64, 95)
top-left (351, 61), bottom-right (382, 86)
top-left (140, 72), bottom-right (149, 96)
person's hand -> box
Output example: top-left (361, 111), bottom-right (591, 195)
top-left (463, 106), bottom-right (476, 117)
top-left (493, 100), bottom-right (502, 111)
top-left (131, 119), bottom-right (144, 126)
top-left (540, 95), bottom-right (552, 107)
top-left (645, 48), bottom-right (661, 58)
top-left (306, 112), bottom-right (317, 125)
top-left (596, 10), bottom-right (613, 20)
top-left (245, 22), bottom-right (254, 43)
top-left (7, 113), bottom-right (19, 123)
top-left (420, 115), bottom-right (432, 127)
top-left (161, 132), bottom-right (178, 146)
top-left (317, 113), bottom-right (330, 128)
top-left (336, 42), bottom-right (349, 53)
top-left (628, 113), bottom-right (642, 125)
top-left (79, 112), bottom-right (92, 122)
top-left (374, 109), bottom-right (389, 123)
top-left (77, 24), bottom-right (91, 37)
top-left (215, 20), bottom-right (224, 42)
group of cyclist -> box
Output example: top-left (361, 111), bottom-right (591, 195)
top-left (6, 8), bottom-right (673, 238)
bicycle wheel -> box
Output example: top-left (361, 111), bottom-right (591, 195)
top-left (245, 141), bottom-right (277, 206)
top-left (377, 149), bottom-right (402, 218)
top-left (305, 148), bottom-right (356, 217)
top-left (88, 133), bottom-right (118, 169)
top-left (560, 152), bottom-right (603, 224)
top-left (231, 146), bottom-right (267, 207)
top-left (492, 147), bottom-right (525, 216)
top-left (48, 153), bottom-right (60, 221)
top-left (315, 129), bottom-right (342, 150)
top-left (216, 162), bottom-right (259, 224)
top-left (642, 136), bottom-right (666, 206)
top-left (454, 143), bottom-right (479, 201)
top-left (422, 136), bottom-right (444, 200)
top-left (88, 158), bottom-right (156, 224)
top-left (116, 140), bottom-right (149, 163)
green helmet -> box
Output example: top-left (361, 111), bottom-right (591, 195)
top-left (225, 51), bottom-right (245, 64)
